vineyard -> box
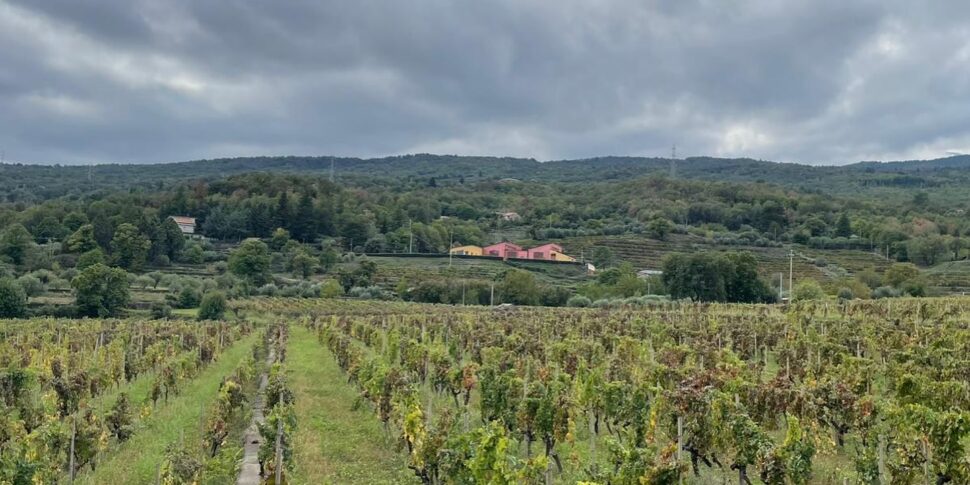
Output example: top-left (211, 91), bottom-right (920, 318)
top-left (0, 317), bottom-right (270, 484)
top-left (242, 297), bottom-right (970, 484)
top-left (1, 297), bottom-right (968, 484)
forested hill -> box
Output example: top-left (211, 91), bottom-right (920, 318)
top-left (5, 153), bottom-right (970, 203)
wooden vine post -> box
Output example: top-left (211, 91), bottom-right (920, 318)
top-left (275, 417), bottom-right (284, 484)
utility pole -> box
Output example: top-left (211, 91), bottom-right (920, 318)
top-left (448, 229), bottom-right (453, 267)
top-left (490, 283), bottom-right (495, 306)
top-left (408, 219), bottom-right (413, 254)
top-left (788, 249), bottom-right (794, 301)
top-left (779, 273), bottom-right (784, 301)
top-left (329, 156), bottom-right (335, 182)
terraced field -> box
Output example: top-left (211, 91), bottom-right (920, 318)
top-left (562, 234), bottom-right (894, 284)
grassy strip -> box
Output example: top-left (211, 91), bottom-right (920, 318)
top-left (288, 325), bottom-right (418, 484)
top-left (76, 332), bottom-right (259, 484)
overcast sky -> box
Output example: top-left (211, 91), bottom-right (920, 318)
top-left (2, 1), bottom-right (970, 165)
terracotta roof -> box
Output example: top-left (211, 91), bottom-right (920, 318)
top-left (170, 216), bottom-right (196, 225)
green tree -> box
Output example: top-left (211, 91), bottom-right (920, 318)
top-left (182, 243), bottom-right (204, 264)
top-left (0, 277), bottom-right (27, 318)
top-left (66, 224), bottom-right (100, 253)
top-left (791, 280), bottom-right (826, 301)
top-left (291, 191), bottom-right (318, 242)
top-left (0, 223), bottom-right (34, 265)
top-left (33, 216), bottom-right (67, 241)
top-left (662, 251), bottom-right (773, 303)
top-left (197, 291), bottom-right (227, 320)
top-left (270, 227), bottom-right (291, 250)
top-left (155, 217), bottom-right (186, 261)
top-left (72, 263), bottom-right (130, 317)
top-left (288, 250), bottom-right (317, 279)
top-left (835, 213), bottom-right (852, 237)
top-left (111, 223), bottom-right (151, 271)
top-left (319, 246), bottom-right (339, 273)
top-left (589, 246), bottom-right (614, 268)
top-left (907, 236), bottom-right (948, 266)
top-left (228, 239), bottom-right (271, 285)
top-left (647, 217), bottom-right (675, 240)
top-left (884, 262), bottom-right (921, 288)
top-left (498, 269), bottom-right (540, 306)
top-left (77, 248), bottom-right (107, 270)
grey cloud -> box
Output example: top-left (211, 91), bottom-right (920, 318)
top-left (1, 0), bottom-right (969, 164)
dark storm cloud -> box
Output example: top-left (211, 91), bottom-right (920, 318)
top-left (2, 0), bottom-right (970, 164)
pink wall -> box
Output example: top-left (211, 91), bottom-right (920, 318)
top-left (483, 242), bottom-right (524, 259)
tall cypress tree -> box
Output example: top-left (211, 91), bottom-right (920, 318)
top-left (292, 191), bottom-right (318, 242)
top-left (276, 191), bottom-right (291, 231)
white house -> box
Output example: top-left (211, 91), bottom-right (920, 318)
top-left (169, 216), bottom-right (196, 235)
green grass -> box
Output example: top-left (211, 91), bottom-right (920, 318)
top-left (172, 307), bottom-right (200, 318)
top-left (76, 331), bottom-right (259, 484)
top-left (288, 325), bottom-right (418, 485)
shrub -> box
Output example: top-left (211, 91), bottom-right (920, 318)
top-left (0, 277), bottom-right (27, 318)
top-left (134, 275), bottom-right (155, 289)
top-left (872, 286), bottom-right (900, 299)
top-left (348, 286), bottom-right (393, 300)
top-left (16, 275), bottom-right (44, 297)
top-left (900, 280), bottom-right (926, 297)
top-left (320, 280), bottom-right (344, 298)
top-left (791, 280), bottom-right (826, 301)
top-left (566, 295), bottom-right (592, 308)
top-left (837, 287), bottom-right (854, 301)
top-left (257, 284), bottom-right (279, 296)
top-left (150, 302), bottom-right (173, 319)
top-left (177, 287), bottom-right (201, 308)
top-left (198, 291), bottom-right (227, 320)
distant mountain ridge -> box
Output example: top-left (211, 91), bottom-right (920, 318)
top-left (4, 153), bottom-right (970, 202)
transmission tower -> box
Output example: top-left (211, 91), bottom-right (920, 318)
top-left (669, 144), bottom-right (677, 178)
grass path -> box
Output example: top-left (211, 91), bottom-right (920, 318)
top-left (76, 332), bottom-right (260, 484)
top-left (289, 325), bottom-right (417, 484)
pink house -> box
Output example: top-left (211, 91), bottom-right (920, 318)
top-left (483, 242), bottom-right (524, 259)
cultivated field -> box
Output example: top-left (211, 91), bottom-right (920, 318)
top-left (2, 297), bottom-right (968, 484)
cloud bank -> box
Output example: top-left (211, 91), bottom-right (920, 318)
top-left (2, 0), bottom-right (970, 164)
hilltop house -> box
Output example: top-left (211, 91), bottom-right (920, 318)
top-left (169, 216), bottom-right (196, 235)
top-left (496, 211), bottom-right (521, 222)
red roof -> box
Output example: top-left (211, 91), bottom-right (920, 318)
top-left (170, 216), bottom-right (196, 225)
top-left (528, 243), bottom-right (562, 251)
top-left (483, 242), bottom-right (522, 250)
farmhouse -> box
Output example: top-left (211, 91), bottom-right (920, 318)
top-left (169, 216), bottom-right (196, 235)
top-left (526, 243), bottom-right (575, 262)
top-left (496, 211), bottom-right (521, 222)
top-left (448, 245), bottom-right (483, 256)
top-left (482, 242), bottom-right (525, 259)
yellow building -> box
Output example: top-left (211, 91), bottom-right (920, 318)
top-left (449, 245), bottom-right (483, 256)
top-left (551, 252), bottom-right (576, 262)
